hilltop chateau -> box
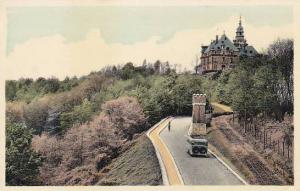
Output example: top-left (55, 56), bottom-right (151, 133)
top-left (197, 17), bottom-right (257, 74)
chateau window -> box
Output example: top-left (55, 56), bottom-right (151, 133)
top-left (226, 47), bottom-right (229, 50)
top-left (250, 50), bottom-right (253, 54)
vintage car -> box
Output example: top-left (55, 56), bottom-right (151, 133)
top-left (186, 136), bottom-right (208, 157)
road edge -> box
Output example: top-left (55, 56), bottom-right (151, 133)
top-left (157, 117), bottom-right (185, 185)
top-left (208, 148), bottom-right (248, 185)
top-left (146, 118), bottom-right (170, 186)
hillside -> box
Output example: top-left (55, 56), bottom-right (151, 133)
top-left (5, 39), bottom-right (293, 185)
top-left (98, 134), bottom-right (162, 185)
top-left (6, 62), bottom-right (207, 185)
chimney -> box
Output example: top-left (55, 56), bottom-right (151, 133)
top-left (216, 35), bottom-right (219, 43)
top-left (201, 46), bottom-right (208, 54)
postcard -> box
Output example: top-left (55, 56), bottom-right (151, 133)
top-left (1, 0), bottom-right (298, 190)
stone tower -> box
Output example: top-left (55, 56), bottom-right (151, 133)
top-left (190, 94), bottom-right (207, 136)
top-left (192, 94), bottom-right (207, 123)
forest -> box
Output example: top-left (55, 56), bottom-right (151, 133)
top-left (5, 38), bottom-right (293, 185)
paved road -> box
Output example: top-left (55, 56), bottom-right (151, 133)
top-left (160, 117), bottom-right (243, 185)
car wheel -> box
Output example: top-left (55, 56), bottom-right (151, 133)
top-left (199, 147), bottom-right (207, 155)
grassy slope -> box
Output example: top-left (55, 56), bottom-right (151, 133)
top-left (211, 102), bottom-right (233, 113)
top-left (206, 103), bottom-right (288, 185)
top-left (97, 134), bottom-right (162, 185)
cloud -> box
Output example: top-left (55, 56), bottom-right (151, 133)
top-left (5, 16), bottom-right (292, 80)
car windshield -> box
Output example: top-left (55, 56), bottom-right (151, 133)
top-left (193, 141), bottom-right (207, 145)
top-left (191, 135), bottom-right (206, 139)
top-left (188, 138), bottom-right (207, 145)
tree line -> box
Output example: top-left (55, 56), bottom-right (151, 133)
top-left (213, 39), bottom-right (293, 121)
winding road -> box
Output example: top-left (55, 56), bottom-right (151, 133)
top-left (159, 117), bottom-right (243, 185)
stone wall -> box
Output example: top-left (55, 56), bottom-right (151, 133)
top-left (200, 53), bottom-right (239, 71)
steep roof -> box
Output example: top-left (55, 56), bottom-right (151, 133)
top-left (216, 34), bottom-right (239, 51)
top-left (239, 45), bottom-right (258, 56)
top-left (204, 41), bottom-right (215, 53)
top-left (203, 34), bottom-right (238, 53)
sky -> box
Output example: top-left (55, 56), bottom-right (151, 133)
top-left (5, 5), bottom-right (293, 79)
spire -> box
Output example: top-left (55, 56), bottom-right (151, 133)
top-left (234, 15), bottom-right (247, 48)
top-left (236, 14), bottom-right (244, 35)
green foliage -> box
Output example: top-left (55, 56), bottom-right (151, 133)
top-left (173, 75), bottom-right (203, 115)
top-left (212, 39), bottom-right (293, 121)
top-left (5, 80), bottom-right (18, 101)
top-left (121, 62), bottom-right (135, 80)
top-left (59, 98), bottom-right (94, 131)
top-left (24, 100), bottom-right (49, 135)
top-left (59, 76), bottom-right (79, 92)
top-left (214, 71), bottom-right (232, 105)
top-left (133, 74), bottom-right (205, 124)
top-left (5, 77), bottom-right (80, 103)
top-left (6, 122), bottom-right (42, 185)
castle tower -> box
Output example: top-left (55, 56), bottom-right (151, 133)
top-left (233, 16), bottom-right (248, 49)
top-left (192, 94), bottom-right (207, 123)
top-left (190, 94), bottom-right (207, 136)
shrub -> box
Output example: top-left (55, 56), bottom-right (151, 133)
top-left (6, 122), bottom-right (42, 185)
top-left (102, 96), bottom-right (146, 140)
top-left (6, 101), bottom-right (26, 124)
top-left (24, 98), bottom-right (49, 135)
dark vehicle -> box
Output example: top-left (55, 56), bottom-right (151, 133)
top-left (186, 136), bottom-right (208, 157)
